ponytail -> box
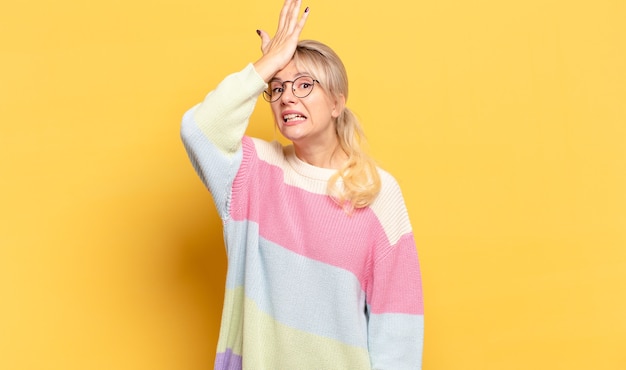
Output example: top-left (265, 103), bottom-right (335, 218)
top-left (327, 107), bottom-right (381, 213)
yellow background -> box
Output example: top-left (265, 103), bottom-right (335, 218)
top-left (1, 0), bottom-right (625, 369)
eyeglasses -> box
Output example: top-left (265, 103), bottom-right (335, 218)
top-left (263, 76), bottom-right (320, 102)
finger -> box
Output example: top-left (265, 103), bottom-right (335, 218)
top-left (287, 0), bottom-right (304, 32)
top-left (257, 29), bottom-right (271, 53)
top-left (283, 5), bottom-right (308, 41)
top-left (276, 0), bottom-right (295, 32)
top-left (278, 0), bottom-right (302, 34)
top-left (295, 6), bottom-right (310, 33)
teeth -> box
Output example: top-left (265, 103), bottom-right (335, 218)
top-left (283, 113), bottom-right (305, 122)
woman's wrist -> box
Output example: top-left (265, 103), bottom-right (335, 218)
top-left (252, 55), bottom-right (282, 83)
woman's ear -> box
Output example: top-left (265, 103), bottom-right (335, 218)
top-left (331, 94), bottom-right (346, 118)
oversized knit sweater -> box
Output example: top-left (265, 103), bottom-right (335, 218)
top-left (181, 63), bottom-right (424, 370)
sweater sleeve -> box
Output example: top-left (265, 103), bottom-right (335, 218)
top-left (180, 63), bottom-right (267, 218)
top-left (367, 174), bottom-right (424, 370)
top-left (367, 236), bottom-right (424, 370)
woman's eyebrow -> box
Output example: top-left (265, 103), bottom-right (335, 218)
top-left (269, 73), bottom-right (311, 83)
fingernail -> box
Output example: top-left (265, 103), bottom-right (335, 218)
top-left (305, 6), bottom-right (309, 13)
top-left (256, 30), bottom-right (261, 36)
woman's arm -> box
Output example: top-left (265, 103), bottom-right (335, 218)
top-left (367, 174), bottom-right (424, 369)
top-left (180, 64), bottom-right (265, 217)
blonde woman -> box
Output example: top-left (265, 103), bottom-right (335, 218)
top-left (181, 0), bottom-right (423, 368)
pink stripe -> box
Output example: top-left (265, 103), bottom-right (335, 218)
top-left (367, 233), bottom-right (424, 315)
top-left (230, 138), bottom-right (422, 314)
top-left (231, 139), bottom-right (379, 282)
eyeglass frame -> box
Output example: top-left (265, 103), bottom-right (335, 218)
top-left (262, 76), bottom-right (321, 102)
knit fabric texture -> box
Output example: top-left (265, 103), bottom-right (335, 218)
top-left (181, 64), bottom-right (424, 370)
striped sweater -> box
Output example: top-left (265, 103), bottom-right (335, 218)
top-left (181, 63), bottom-right (424, 370)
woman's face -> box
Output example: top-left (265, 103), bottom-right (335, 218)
top-left (270, 60), bottom-right (344, 148)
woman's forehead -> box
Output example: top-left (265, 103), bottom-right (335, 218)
top-left (272, 61), bottom-right (312, 81)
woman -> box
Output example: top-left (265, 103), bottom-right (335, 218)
top-left (181, 0), bottom-right (423, 368)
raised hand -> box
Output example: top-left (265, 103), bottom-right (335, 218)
top-left (253, 0), bottom-right (310, 81)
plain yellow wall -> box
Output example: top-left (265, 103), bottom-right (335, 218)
top-left (1, 0), bottom-right (625, 369)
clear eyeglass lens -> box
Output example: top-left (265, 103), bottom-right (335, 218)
top-left (266, 76), bottom-right (315, 102)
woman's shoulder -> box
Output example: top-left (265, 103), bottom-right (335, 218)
top-left (375, 167), bottom-right (405, 196)
top-left (245, 137), bottom-right (288, 165)
top-left (369, 167), bottom-right (414, 241)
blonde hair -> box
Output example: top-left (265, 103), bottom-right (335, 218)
top-left (293, 40), bottom-right (381, 212)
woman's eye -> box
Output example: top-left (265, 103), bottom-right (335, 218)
top-left (271, 87), bottom-right (284, 94)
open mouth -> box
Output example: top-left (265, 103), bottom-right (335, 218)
top-left (283, 113), bottom-right (307, 123)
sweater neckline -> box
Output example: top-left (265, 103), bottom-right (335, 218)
top-left (284, 145), bottom-right (338, 181)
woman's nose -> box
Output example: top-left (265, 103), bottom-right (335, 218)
top-left (280, 83), bottom-right (297, 104)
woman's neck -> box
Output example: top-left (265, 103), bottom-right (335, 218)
top-left (293, 139), bottom-right (348, 169)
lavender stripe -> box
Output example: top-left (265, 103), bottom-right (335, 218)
top-left (215, 349), bottom-right (242, 370)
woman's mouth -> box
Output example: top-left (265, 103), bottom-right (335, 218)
top-left (283, 113), bottom-right (307, 123)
